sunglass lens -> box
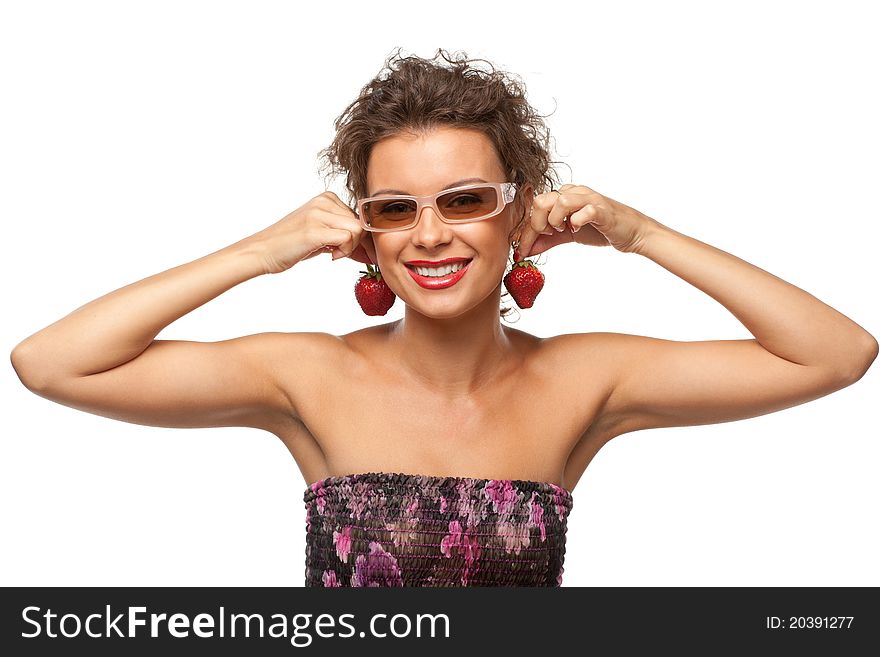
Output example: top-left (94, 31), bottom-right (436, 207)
top-left (437, 186), bottom-right (498, 221)
top-left (363, 198), bottom-right (418, 229)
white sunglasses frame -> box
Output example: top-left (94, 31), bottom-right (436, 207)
top-left (356, 182), bottom-right (519, 233)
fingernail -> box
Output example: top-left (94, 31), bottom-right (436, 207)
top-left (555, 224), bottom-right (564, 232)
top-left (572, 225), bottom-right (580, 233)
top-left (332, 251), bottom-right (342, 260)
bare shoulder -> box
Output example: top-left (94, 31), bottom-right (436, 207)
top-left (536, 331), bottom-right (630, 435)
top-left (255, 329), bottom-right (346, 355)
top-left (247, 330), bottom-right (350, 416)
top-left (536, 331), bottom-right (622, 376)
top-left (245, 330), bottom-right (348, 370)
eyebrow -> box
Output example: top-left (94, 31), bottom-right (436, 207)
top-left (369, 177), bottom-right (488, 197)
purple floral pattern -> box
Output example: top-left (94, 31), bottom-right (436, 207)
top-left (303, 472), bottom-right (573, 587)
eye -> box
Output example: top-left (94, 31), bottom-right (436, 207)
top-left (379, 202), bottom-right (411, 214)
top-left (447, 194), bottom-right (482, 206)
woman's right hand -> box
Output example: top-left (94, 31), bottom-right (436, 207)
top-left (247, 191), bottom-right (374, 274)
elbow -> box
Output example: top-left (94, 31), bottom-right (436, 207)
top-left (10, 342), bottom-right (53, 393)
top-left (838, 334), bottom-right (879, 383)
top-left (857, 333), bottom-right (878, 376)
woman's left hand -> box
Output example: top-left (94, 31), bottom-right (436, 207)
top-left (514, 184), bottom-right (657, 260)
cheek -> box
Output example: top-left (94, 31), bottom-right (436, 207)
top-left (372, 236), bottom-right (402, 263)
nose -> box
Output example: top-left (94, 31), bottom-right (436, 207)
top-left (411, 204), bottom-right (451, 241)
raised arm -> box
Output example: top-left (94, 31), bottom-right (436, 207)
top-left (10, 192), bottom-right (367, 433)
top-left (515, 184), bottom-right (876, 441)
top-left (577, 220), bottom-right (878, 440)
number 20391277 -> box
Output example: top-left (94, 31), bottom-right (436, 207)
top-left (766, 616), bottom-right (854, 629)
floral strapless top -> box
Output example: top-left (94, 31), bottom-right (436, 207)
top-left (303, 471), bottom-right (574, 587)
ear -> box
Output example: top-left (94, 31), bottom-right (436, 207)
top-left (521, 183), bottom-right (534, 213)
top-left (510, 183), bottom-right (534, 240)
top-left (362, 232), bottom-right (377, 264)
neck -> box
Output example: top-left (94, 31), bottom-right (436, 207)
top-left (389, 288), bottom-right (515, 397)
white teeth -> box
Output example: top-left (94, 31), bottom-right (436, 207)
top-left (412, 261), bottom-right (468, 277)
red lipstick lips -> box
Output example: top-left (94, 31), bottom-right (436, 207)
top-left (405, 258), bottom-right (472, 290)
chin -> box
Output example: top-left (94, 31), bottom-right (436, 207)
top-left (406, 290), bottom-right (501, 321)
top-left (406, 301), bottom-right (473, 321)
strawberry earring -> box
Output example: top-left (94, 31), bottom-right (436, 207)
top-left (503, 242), bottom-right (545, 309)
top-left (355, 262), bottom-right (396, 316)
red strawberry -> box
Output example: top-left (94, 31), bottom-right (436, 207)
top-left (503, 256), bottom-right (545, 309)
top-left (354, 263), bottom-right (396, 316)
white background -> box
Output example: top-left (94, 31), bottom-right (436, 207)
top-left (2, 0), bottom-right (877, 586)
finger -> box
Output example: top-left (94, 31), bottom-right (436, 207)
top-left (319, 190), bottom-right (355, 214)
top-left (320, 227), bottom-right (356, 260)
top-left (517, 227), bottom-right (558, 260)
top-left (514, 222), bottom-right (534, 262)
top-left (308, 209), bottom-right (355, 259)
top-left (547, 191), bottom-right (574, 232)
top-left (516, 213), bottom-right (545, 261)
top-left (318, 191), bottom-right (362, 229)
top-left (519, 192), bottom-right (557, 257)
top-left (567, 204), bottom-right (596, 233)
top-left (314, 207), bottom-right (363, 258)
top-left (561, 183), bottom-right (598, 196)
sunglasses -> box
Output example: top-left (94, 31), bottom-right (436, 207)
top-left (356, 182), bottom-right (518, 233)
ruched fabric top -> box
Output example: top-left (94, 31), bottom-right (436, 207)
top-left (303, 471), bottom-right (574, 587)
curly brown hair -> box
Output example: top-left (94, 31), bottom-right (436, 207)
top-left (317, 47), bottom-right (565, 320)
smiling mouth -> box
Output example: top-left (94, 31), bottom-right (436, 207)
top-left (405, 259), bottom-right (473, 276)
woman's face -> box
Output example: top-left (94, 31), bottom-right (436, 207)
top-left (362, 126), bottom-right (532, 319)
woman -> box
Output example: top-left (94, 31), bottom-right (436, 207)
top-left (10, 49), bottom-right (877, 587)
